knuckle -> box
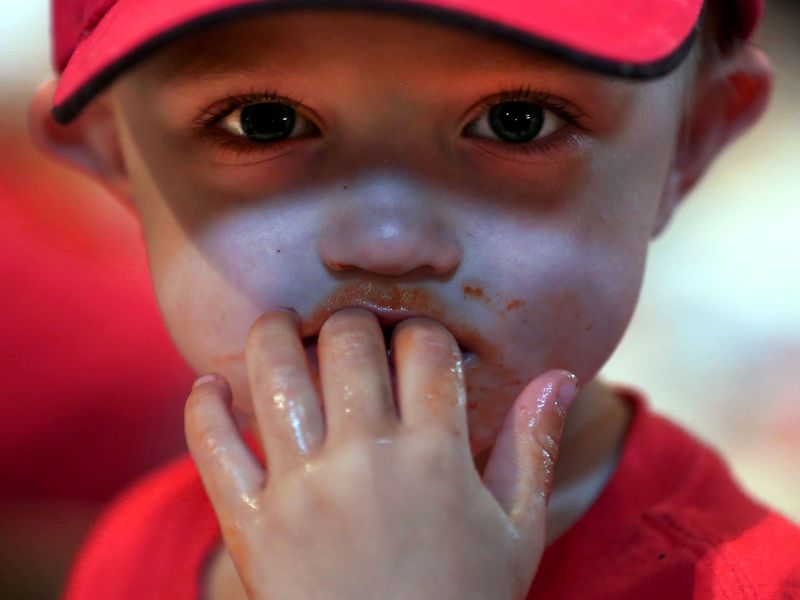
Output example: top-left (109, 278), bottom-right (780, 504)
top-left (198, 426), bottom-right (228, 456)
top-left (334, 440), bottom-right (381, 479)
top-left (408, 432), bottom-right (460, 476)
top-left (184, 396), bottom-right (231, 454)
top-left (186, 414), bottom-right (228, 454)
top-left (536, 431), bottom-right (560, 461)
top-left (321, 442), bottom-right (392, 500)
top-left (534, 431), bottom-right (560, 473)
top-left (531, 430), bottom-right (560, 500)
top-left (536, 433), bottom-right (558, 482)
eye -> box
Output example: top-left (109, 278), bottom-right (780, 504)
top-left (218, 101), bottom-right (317, 143)
top-left (464, 100), bottom-right (566, 144)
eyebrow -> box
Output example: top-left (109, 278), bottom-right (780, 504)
top-left (153, 50), bottom-right (601, 95)
top-left (148, 45), bottom-right (297, 84)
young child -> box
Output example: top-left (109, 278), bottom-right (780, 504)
top-left (30, 0), bottom-right (800, 598)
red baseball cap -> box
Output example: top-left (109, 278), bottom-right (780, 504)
top-left (51, 0), bottom-right (764, 124)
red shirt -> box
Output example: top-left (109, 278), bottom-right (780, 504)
top-left (62, 387), bottom-right (800, 599)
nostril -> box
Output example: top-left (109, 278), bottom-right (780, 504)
top-left (327, 261), bottom-right (354, 271)
top-left (324, 262), bottom-right (440, 277)
top-left (318, 220), bottom-right (462, 277)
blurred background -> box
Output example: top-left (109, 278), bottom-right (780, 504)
top-left (0, 2), bottom-right (797, 598)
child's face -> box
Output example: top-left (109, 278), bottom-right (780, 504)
top-left (108, 9), bottom-right (688, 454)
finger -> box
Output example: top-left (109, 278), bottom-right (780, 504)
top-left (185, 374), bottom-right (265, 516)
top-left (318, 308), bottom-right (397, 446)
top-left (482, 370), bottom-right (578, 540)
top-left (245, 309), bottom-right (324, 474)
top-left (392, 318), bottom-right (468, 440)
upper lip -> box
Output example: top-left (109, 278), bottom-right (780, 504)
top-left (301, 304), bottom-right (438, 338)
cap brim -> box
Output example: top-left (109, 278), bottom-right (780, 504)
top-left (53, 0), bottom-right (703, 124)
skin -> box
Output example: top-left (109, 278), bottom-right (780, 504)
top-left (30, 8), bottom-right (772, 599)
top-left (188, 310), bottom-right (579, 599)
top-left (112, 11), bottom-right (667, 449)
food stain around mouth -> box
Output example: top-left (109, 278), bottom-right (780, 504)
top-left (305, 283), bottom-right (488, 350)
top-left (462, 284), bottom-right (485, 300)
top-left (209, 284), bottom-right (529, 434)
top-left (303, 282), bottom-right (436, 337)
top-left (461, 279), bottom-right (525, 315)
top-left (506, 299), bottom-right (524, 311)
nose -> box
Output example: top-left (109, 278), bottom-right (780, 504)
top-left (317, 175), bottom-right (462, 276)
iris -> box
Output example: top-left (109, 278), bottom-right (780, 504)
top-left (488, 101), bottom-right (544, 143)
top-left (240, 103), bottom-right (296, 142)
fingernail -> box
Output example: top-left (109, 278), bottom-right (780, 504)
top-left (557, 372), bottom-right (579, 412)
top-left (193, 374), bottom-right (218, 389)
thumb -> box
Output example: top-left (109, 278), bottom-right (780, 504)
top-left (481, 370), bottom-right (578, 538)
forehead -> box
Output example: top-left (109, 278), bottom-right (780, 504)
top-left (139, 9), bottom-right (595, 83)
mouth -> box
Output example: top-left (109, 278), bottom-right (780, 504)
top-left (301, 312), bottom-right (476, 373)
top-left (298, 282), bottom-right (484, 377)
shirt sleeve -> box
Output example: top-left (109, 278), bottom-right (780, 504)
top-left (61, 453), bottom-right (221, 600)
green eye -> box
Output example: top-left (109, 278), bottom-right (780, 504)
top-left (487, 102), bottom-right (544, 143)
top-left (239, 103), bottom-right (297, 143)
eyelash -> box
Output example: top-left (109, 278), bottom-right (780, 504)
top-left (197, 88), bottom-right (303, 128)
top-left (194, 85), bottom-right (586, 160)
top-left (473, 85), bottom-right (586, 158)
top-left (194, 89), bottom-right (306, 159)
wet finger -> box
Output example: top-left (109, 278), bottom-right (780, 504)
top-left (245, 309), bottom-right (324, 474)
top-left (318, 308), bottom-right (398, 446)
top-left (185, 374), bottom-right (264, 515)
top-left (483, 370), bottom-right (577, 540)
top-left (392, 318), bottom-right (468, 441)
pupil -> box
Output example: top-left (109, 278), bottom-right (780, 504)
top-left (240, 103), bottom-right (296, 142)
top-left (488, 101), bottom-right (544, 143)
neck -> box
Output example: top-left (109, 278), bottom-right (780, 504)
top-left (546, 377), bottom-right (633, 543)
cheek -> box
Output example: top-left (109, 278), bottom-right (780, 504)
top-left (525, 244), bottom-right (646, 378)
top-left (146, 210), bottom-right (306, 414)
top-left (129, 147), bottom-right (323, 408)
top-left (151, 237), bottom-right (260, 409)
top-left (463, 235), bottom-right (647, 452)
top-left (458, 138), bottom-right (666, 451)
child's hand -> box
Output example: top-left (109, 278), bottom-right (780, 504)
top-left (185, 308), bottom-right (578, 600)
